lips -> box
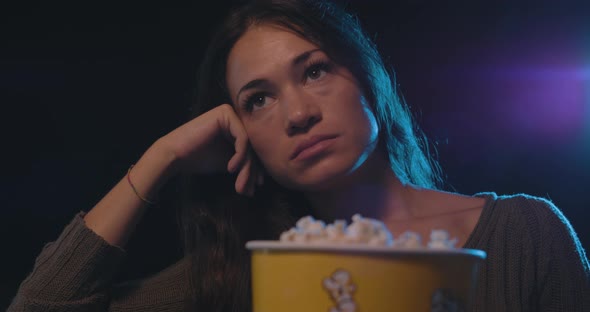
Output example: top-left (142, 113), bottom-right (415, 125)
top-left (290, 134), bottom-right (338, 160)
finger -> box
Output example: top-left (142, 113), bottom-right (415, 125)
top-left (234, 152), bottom-right (253, 195)
top-left (220, 105), bottom-right (248, 173)
top-left (227, 135), bottom-right (248, 173)
top-left (228, 150), bottom-right (245, 173)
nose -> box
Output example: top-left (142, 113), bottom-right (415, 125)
top-left (283, 89), bottom-right (322, 136)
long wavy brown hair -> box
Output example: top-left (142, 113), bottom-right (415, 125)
top-left (177, 0), bottom-right (444, 311)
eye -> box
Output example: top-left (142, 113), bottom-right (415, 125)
top-left (307, 66), bottom-right (325, 80)
top-left (304, 60), bottom-right (332, 82)
top-left (242, 92), bottom-right (272, 112)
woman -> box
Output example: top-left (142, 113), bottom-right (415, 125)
top-left (8, 0), bottom-right (589, 311)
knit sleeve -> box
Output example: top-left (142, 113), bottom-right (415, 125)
top-left (7, 211), bottom-right (127, 311)
top-left (8, 212), bottom-right (192, 312)
top-left (531, 198), bottom-right (590, 311)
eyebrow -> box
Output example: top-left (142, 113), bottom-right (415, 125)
top-left (235, 48), bottom-right (322, 104)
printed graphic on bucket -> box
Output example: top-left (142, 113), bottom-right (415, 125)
top-left (323, 269), bottom-right (357, 312)
top-left (321, 269), bottom-right (464, 312)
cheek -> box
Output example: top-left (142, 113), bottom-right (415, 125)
top-left (337, 79), bottom-right (378, 135)
top-left (245, 124), bottom-right (280, 167)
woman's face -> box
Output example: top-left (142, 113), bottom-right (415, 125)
top-left (225, 24), bottom-right (379, 191)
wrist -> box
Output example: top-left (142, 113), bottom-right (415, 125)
top-left (127, 165), bottom-right (158, 206)
top-left (131, 141), bottom-right (179, 198)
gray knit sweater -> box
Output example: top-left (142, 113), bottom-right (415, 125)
top-left (8, 192), bottom-right (590, 311)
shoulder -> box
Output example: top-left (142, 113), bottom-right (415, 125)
top-left (476, 191), bottom-right (565, 225)
top-left (485, 193), bottom-right (590, 298)
top-left (476, 192), bottom-right (586, 254)
top-left (469, 192), bottom-right (568, 249)
top-left (473, 192), bottom-right (589, 290)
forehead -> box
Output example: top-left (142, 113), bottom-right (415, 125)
top-left (226, 24), bottom-right (319, 91)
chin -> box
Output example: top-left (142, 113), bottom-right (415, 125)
top-left (279, 156), bottom-right (369, 192)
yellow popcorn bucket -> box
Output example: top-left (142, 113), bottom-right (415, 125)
top-left (246, 241), bottom-right (486, 312)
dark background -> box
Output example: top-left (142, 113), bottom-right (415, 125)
top-left (2, 0), bottom-right (589, 308)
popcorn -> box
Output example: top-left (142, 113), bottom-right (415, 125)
top-left (345, 214), bottom-right (393, 246)
top-left (325, 220), bottom-right (347, 242)
top-left (279, 214), bottom-right (458, 249)
top-left (393, 231), bottom-right (423, 249)
top-left (427, 230), bottom-right (458, 249)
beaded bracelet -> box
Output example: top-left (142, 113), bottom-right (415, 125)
top-left (127, 164), bottom-right (157, 205)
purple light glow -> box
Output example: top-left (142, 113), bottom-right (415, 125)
top-left (427, 33), bottom-right (590, 147)
top-left (484, 35), bottom-right (589, 144)
top-left (492, 66), bottom-right (587, 142)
